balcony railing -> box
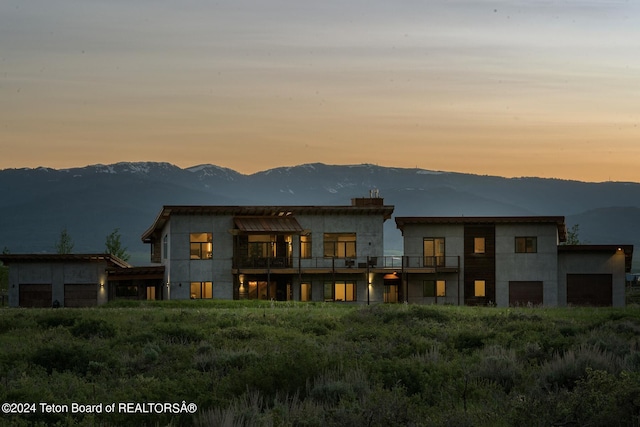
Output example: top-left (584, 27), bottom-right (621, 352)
top-left (234, 255), bottom-right (459, 271)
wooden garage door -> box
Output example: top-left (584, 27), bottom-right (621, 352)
top-left (19, 284), bottom-right (52, 308)
top-left (64, 284), bottom-right (98, 307)
top-left (567, 274), bottom-right (612, 307)
top-left (509, 281), bottom-right (543, 306)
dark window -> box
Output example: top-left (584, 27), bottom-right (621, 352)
top-left (515, 237), bottom-right (537, 253)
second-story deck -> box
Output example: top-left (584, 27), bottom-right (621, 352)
top-left (233, 255), bottom-right (460, 275)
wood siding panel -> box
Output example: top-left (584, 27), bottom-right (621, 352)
top-left (567, 274), bottom-right (612, 307)
top-left (509, 281), bottom-right (543, 306)
top-left (464, 225), bottom-right (496, 305)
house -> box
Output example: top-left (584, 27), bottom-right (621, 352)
top-left (395, 216), bottom-right (633, 307)
top-left (140, 197), bottom-right (395, 303)
top-left (0, 254), bottom-right (165, 307)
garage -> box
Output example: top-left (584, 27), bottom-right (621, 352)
top-left (64, 284), bottom-right (98, 307)
top-left (19, 284), bottom-right (52, 308)
top-left (567, 274), bottom-right (612, 306)
top-left (509, 281), bottom-right (543, 306)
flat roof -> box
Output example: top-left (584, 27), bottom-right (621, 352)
top-left (395, 216), bottom-right (567, 241)
top-left (142, 204), bottom-right (395, 242)
top-left (0, 253), bottom-right (131, 269)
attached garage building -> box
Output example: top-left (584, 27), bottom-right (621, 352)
top-left (1, 254), bottom-right (131, 308)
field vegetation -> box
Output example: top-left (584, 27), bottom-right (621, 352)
top-left (1, 301), bottom-right (640, 426)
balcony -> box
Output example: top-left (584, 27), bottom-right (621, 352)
top-left (233, 255), bottom-right (459, 274)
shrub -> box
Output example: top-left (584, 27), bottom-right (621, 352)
top-left (70, 318), bottom-right (116, 339)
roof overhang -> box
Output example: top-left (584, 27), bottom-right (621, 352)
top-left (233, 216), bottom-right (304, 234)
top-left (0, 253), bottom-right (131, 269)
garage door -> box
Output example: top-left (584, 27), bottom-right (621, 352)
top-left (509, 281), bottom-right (543, 306)
top-left (64, 284), bottom-right (98, 307)
top-left (567, 274), bottom-right (612, 307)
top-left (19, 284), bottom-right (52, 308)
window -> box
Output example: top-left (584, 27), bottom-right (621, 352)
top-left (163, 235), bottom-right (168, 259)
top-left (190, 282), bottom-right (213, 299)
top-left (423, 238), bottom-right (445, 266)
top-left (474, 280), bottom-right (486, 297)
top-left (474, 237), bottom-right (485, 254)
top-left (248, 235), bottom-right (275, 258)
top-left (190, 233), bottom-right (213, 259)
top-left (515, 237), bottom-right (537, 253)
top-left (115, 284), bottom-right (138, 297)
top-left (423, 280), bottom-right (446, 297)
top-left (324, 281), bottom-right (356, 301)
top-left (324, 233), bottom-right (356, 258)
top-left (300, 283), bottom-right (312, 301)
top-left (300, 235), bottom-right (312, 259)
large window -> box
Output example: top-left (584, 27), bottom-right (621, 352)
top-left (190, 233), bottom-right (212, 259)
top-left (515, 237), bottom-right (537, 253)
top-left (423, 238), bottom-right (445, 267)
top-left (423, 280), bottom-right (446, 297)
top-left (300, 235), bottom-right (312, 259)
top-left (248, 235), bottom-right (275, 258)
top-left (300, 283), bottom-right (312, 301)
top-left (324, 281), bottom-right (356, 302)
top-left (324, 233), bottom-right (356, 258)
top-left (190, 281), bottom-right (213, 299)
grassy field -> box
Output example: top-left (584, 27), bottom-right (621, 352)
top-left (1, 301), bottom-right (640, 426)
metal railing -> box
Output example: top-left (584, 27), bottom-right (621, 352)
top-left (234, 255), bottom-right (459, 270)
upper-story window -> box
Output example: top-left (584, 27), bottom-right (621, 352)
top-left (300, 234), bottom-right (312, 259)
top-left (474, 237), bottom-right (485, 254)
top-left (190, 233), bottom-right (213, 259)
top-left (515, 236), bottom-right (537, 253)
top-left (324, 233), bottom-right (356, 258)
top-left (163, 235), bottom-right (168, 259)
top-left (423, 238), bottom-right (445, 267)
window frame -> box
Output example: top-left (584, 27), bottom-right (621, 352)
top-left (423, 237), bottom-right (446, 267)
top-left (474, 280), bottom-right (486, 297)
top-left (300, 234), bottom-right (312, 259)
top-left (190, 281), bottom-right (213, 299)
top-left (300, 283), bottom-right (312, 301)
top-left (323, 281), bottom-right (357, 302)
top-left (515, 236), bottom-right (537, 253)
top-left (474, 237), bottom-right (486, 254)
top-left (323, 233), bottom-right (356, 258)
top-left (423, 280), bottom-right (446, 297)
top-left (190, 233), bottom-right (213, 259)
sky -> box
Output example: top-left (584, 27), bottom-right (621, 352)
top-left (1, 0), bottom-right (639, 182)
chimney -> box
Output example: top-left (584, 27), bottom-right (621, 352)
top-left (351, 190), bottom-right (384, 207)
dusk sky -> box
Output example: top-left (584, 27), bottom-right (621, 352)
top-left (2, 1), bottom-right (639, 182)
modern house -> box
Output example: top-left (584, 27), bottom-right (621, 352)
top-left (140, 197), bottom-right (396, 303)
top-left (0, 200), bottom-right (633, 308)
top-left (395, 216), bottom-right (633, 307)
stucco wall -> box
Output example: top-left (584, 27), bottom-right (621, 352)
top-left (495, 224), bottom-right (559, 307)
top-left (558, 250), bottom-right (626, 307)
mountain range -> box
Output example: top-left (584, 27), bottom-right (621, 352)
top-left (1, 162), bottom-right (638, 269)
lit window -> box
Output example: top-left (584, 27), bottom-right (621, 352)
top-left (424, 238), bottom-right (445, 267)
top-left (190, 282), bottom-right (213, 299)
top-left (324, 233), bottom-right (356, 258)
top-left (515, 237), bottom-right (537, 253)
top-left (423, 280), bottom-right (446, 297)
top-left (300, 235), bottom-right (312, 259)
top-left (190, 233), bottom-right (213, 259)
top-left (474, 280), bottom-right (486, 297)
top-left (324, 281), bottom-right (356, 301)
top-left (248, 235), bottom-right (275, 258)
top-left (300, 283), bottom-right (312, 301)
top-left (474, 237), bottom-right (485, 254)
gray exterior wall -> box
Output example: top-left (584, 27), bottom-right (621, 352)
top-left (8, 261), bottom-right (108, 307)
top-left (558, 250), bottom-right (627, 307)
top-left (161, 211), bottom-right (388, 302)
top-left (495, 224), bottom-right (559, 307)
